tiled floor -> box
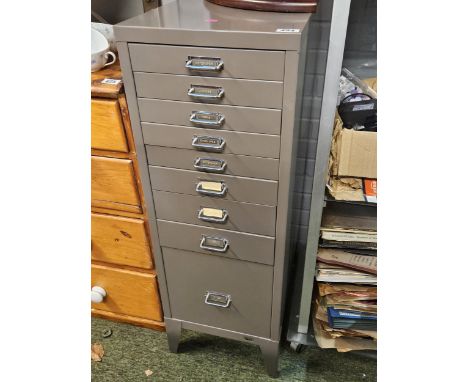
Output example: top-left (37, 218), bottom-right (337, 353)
top-left (91, 318), bottom-right (376, 381)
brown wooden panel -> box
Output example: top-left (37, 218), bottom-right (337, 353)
top-left (91, 309), bottom-right (165, 331)
top-left (91, 156), bottom-right (141, 207)
top-left (91, 213), bottom-right (153, 269)
top-left (91, 264), bottom-right (163, 321)
top-left (91, 99), bottom-right (129, 152)
top-left (91, 61), bottom-right (123, 98)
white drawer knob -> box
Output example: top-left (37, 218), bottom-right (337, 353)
top-left (91, 286), bottom-right (107, 303)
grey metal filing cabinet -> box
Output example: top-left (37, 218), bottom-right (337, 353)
top-left (115, 0), bottom-right (311, 377)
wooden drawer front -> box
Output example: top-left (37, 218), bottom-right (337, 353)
top-left (163, 248), bottom-right (273, 337)
top-left (146, 146), bottom-right (279, 180)
top-left (91, 156), bottom-right (141, 207)
top-left (149, 166), bottom-right (278, 206)
top-left (142, 123), bottom-right (280, 159)
top-left (91, 99), bottom-right (128, 152)
top-left (91, 264), bottom-right (162, 321)
top-left (129, 44), bottom-right (285, 81)
top-left (158, 220), bottom-right (274, 265)
top-left (154, 191), bottom-right (276, 237)
top-left (135, 73), bottom-right (283, 109)
top-left (138, 99), bottom-right (281, 135)
top-left (91, 213), bottom-right (153, 269)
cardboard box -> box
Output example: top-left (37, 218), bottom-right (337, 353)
top-left (330, 114), bottom-right (377, 179)
top-left (327, 177), bottom-right (377, 203)
top-left (329, 77), bottom-right (377, 179)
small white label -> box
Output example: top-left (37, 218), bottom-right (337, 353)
top-left (276, 28), bottom-right (300, 33)
top-left (101, 78), bottom-right (121, 85)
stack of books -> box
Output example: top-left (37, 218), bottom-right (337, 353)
top-left (313, 279), bottom-right (377, 352)
top-left (313, 76), bottom-right (377, 352)
top-left (313, 247), bottom-right (377, 351)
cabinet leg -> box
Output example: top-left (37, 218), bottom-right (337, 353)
top-left (165, 318), bottom-right (182, 353)
top-left (259, 340), bottom-right (280, 378)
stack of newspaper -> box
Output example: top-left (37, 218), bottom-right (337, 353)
top-left (314, 206), bottom-right (377, 352)
top-left (313, 281), bottom-right (377, 352)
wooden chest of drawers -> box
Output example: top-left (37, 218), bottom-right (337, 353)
top-left (91, 62), bottom-right (164, 331)
top-left (115, 0), bottom-right (310, 377)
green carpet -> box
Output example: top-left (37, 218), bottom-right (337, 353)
top-left (92, 318), bottom-right (376, 381)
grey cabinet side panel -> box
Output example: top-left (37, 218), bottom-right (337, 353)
top-left (270, 26), bottom-right (309, 340)
top-left (116, 41), bottom-right (172, 317)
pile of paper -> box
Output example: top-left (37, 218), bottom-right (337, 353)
top-left (313, 282), bottom-right (377, 352)
top-left (316, 249), bottom-right (377, 284)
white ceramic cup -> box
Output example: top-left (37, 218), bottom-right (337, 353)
top-left (91, 28), bottom-right (116, 72)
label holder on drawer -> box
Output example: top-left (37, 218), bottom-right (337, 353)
top-left (194, 157), bottom-right (227, 173)
top-left (190, 111), bottom-right (225, 127)
top-left (196, 181), bottom-right (227, 197)
top-left (186, 56), bottom-right (224, 72)
top-left (200, 235), bottom-right (229, 253)
top-left (192, 135), bottom-right (226, 152)
top-left (188, 85), bottom-right (225, 100)
top-left (198, 207), bottom-right (229, 223)
top-left (204, 291), bottom-right (232, 308)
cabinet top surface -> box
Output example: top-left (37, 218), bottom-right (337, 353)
top-left (115, 0), bottom-right (310, 50)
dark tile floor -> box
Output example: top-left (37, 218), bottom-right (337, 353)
top-left (91, 318), bottom-right (376, 381)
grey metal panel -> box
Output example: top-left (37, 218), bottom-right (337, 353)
top-left (114, 0), bottom-right (309, 50)
top-left (138, 99), bottom-right (282, 135)
top-left (158, 220), bottom-right (275, 266)
top-left (269, 41), bottom-right (308, 341)
top-left (146, 145), bottom-right (279, 180)
top-left (134, 73), bottom-right (283, 109)
top-left (149, 166), bottom-right (278, 206)
top-left (129, 44), bottom-right (285, 81)
top-left (142, 123), bottom-right (280, 159)
top-left (297, 0), bottom-right (351, 335)
top-left (116, 42), bottom-right (172, 317)
top-left (154, 191), bottom-right (276, 237)
top-left (162, 247), bottom-right (273, 337)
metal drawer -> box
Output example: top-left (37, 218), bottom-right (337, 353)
top-left (129, 43), bottom-right (285, 81)
top-left (163, 247), bottom-right (273, 337)
top-left (154, 191), bottom-right (276, 237)
top-left (146, 146), bottom-right (279, 180)
top-left (158, 220), bottom-right (274, 265)
top-left (135, 73), bottom-right (283, 109)
top-left (149, 166), bottom-right (278, 206)
top-left (138, 99), bottom-right (281, 135)
top-left (142, 123), bottom-right (280, 159)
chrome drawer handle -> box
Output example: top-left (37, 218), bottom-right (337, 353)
top-left (200, 235), bottom-right (229, 253)
top-left (198, 207), bottom-right (229, 223)
top-left (204, 291), bottom-right (232, 308)
top-left (188, 85), bottom-right (224, 100)
top-left (190, 111), bottom-right (225, 127)
top-left (193, 157), bottom-right (227, 173)
top-left (186, 56), bottom-right (224, 72)
top-left (192, 135), bottom-right (225, 152)
top-left (196, 181), bottom-right (228, 197)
